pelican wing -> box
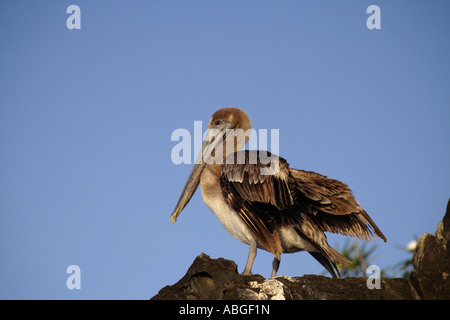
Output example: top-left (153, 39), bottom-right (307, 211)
top-left (220, 151), bottom-right (293, 258)
top-left (220, 151), bottom-right (386, 260)
top-left (289, 169), bottom-right (387, 242)
top-left (222, 151), bottom-right (293, 210)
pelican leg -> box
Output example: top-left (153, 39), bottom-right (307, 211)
top-left (242, 240), bottom-right (257, 275)
top-left (271, 257), bottom-right (280, 278)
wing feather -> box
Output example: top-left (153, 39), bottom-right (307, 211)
top-left (220, 151), bottom-right (293, 258)
top-left (223, 151), bottom-right (293, 210)
top-left (219, 151), bottom-right (386, 261)
top-left (289, 169), bottom-right (387, 242)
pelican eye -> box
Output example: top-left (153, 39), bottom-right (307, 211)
top-left (214, 120), bottom-right (220, 126)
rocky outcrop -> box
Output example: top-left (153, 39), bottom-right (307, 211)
top-left (409, 199), bottom-right (450, 299)
top-left (151, 253), bottom-right (419, 300)
top-left (152, 199), bottom-right (450, 300)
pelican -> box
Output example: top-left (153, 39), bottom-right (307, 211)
top-left (170, 108), bottom-right (386, 278)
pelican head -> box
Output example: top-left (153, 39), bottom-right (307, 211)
top-left (170, 108), bottom-right (251, 223)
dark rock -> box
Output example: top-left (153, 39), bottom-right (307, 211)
top-left (409, 199), bottom-right (450, 299)
top-left (152, 198), bottom-right (450, 300)
top-left (151, 253), bottom-right (418, 300)
top-left (151, 253), bottom-right (246, 300)
top-left (275, 275), bottom-right (418, 300)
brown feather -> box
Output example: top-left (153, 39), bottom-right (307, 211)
top-left (221, 175), bottom-right (283, 258)
top-left (220, 150), bottom-right (387, 261)
top-left (223, 151), bottom-right (293, 210)
top-left (289, 168), bottom-right (387, 242)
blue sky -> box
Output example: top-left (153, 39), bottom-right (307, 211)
top-left (1, 1), bottom-right (449, 299)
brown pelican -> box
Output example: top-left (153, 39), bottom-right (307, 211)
top-left (170, 108), bottom-right (386, 278)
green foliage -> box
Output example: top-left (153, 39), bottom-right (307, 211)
top-left (323, 237), bottom-right (417, 279)
top-left (385, 237), bottom-right (417, 280)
